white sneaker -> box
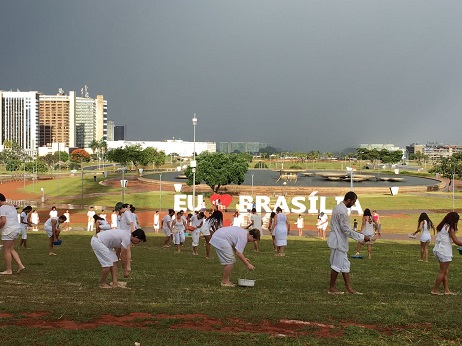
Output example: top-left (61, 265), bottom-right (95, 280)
top-left (408, 233), bottom-right (416, 239)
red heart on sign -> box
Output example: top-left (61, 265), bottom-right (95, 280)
top-left (210, 193), bottom-right (233, 208)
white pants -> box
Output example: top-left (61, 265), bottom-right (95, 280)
top-left (191, 229), bottom-right (200, 247)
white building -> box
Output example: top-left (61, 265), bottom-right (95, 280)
top-left (0, 91), bottom-right (40, 156)
top-left (106, 139), bottom-right (216, 157)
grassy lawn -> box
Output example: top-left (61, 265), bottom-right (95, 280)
top-left (1, 232), bottom-right (462, 345)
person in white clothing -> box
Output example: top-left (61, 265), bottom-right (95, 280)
top-left (171, 211), bottom-right (186, 252)
top-left (49, 206), bottom-right (58, 218)
top-left (19, 206), bottom-right (32, 249)
top-left (209, 226), bottom-right (260, 287)
top-left (93, 214), bottom-right (111, 233)
top-left (44, 215), bottom-right (67, 256)
top-left (99, 209), bottom-right (107, 221)
top-left (0, 193), bottom-right (25, 275)
top-left (317, 212), bottom-right (329, 240)
top-left (114, 202), bottom-right (135, 277)
top-left (431, 212), bottom-right (462, 295)
top-left (190, 212), bottom-right (205, 255)
top-left (63, 210), bottom-right (70, 230)
top-left (111, 210), bottom-right (118, 229)
top-left (87, 206), bottom-right (95, 232)
top-left (354, 208), bottom-right (376, 259)
top-left (153, 211), bottom-right (160, 233)
top-left (91, 228), bottom-right (146, 288)
top-left (409, 212), bottom-right (436, 262)
top-left (247, 208), bottom-right (262, 252)
top-left (162, 209), bottom-right (175, 248)
top-left (31, 209), bottom-right (40, 232)
top-left (296, 214), bottom-right (304, 237)
top-left (328, 191), bottom-right (370, 295)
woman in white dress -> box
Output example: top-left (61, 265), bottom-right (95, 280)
top-left (355, 208), bottom-right (376, 259)
top-left (271, 207), bottom-right (289, 256)
top-left (409, 213), bottom-right (436, 262)
top-left (171, 212), bottom-right (186, 252)
top-left (231, 211), bottom-right (241, 227)
top-left (431, 212), bottom-right (462, 295)
top-left (296, 214), bottom-right (304, 237)
top-left (31, 209), bottom-right (40, 231)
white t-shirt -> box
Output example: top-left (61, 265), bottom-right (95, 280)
top-left (0, 205), bottom-right (21, 235)
top-left (87, 210), bottom-right (95, 222)
top-left (210, 226), bottom-right (248, 254)
top-left (191, 214), bottom-right (203, 228)
top-left (64, 212), bottom-right (70, 223)
top-left (119, 210), bottom-right (135, 231)
top-left (153, 213), bottom-right (159, 226)
top-left (49, 210), bottom-right (58, 218)
top-left (162, 214), bottom-right (172, 231)
top-left (250, 214), bottom-right (262, 230)
top-left (20, 211), bottom-right (29, 229)
top-left (97, 229), bottom-right (131, 249)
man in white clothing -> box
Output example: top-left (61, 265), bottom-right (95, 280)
top-left (162, 209), bottom-right (175, 248)
top-left (87, 206), bottom-right (95, 232)
top-left (327, 191), bottom-right (370, 295)
top-left (247, 208), bottom-right (262, 252)
top-left (210, 226), bottom-right (260, 287)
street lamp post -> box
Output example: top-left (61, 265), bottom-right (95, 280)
top-left (159, 173), bottom-right (162, 210)
top-left (346, 166), bottom-right (354, 191)
top-left (251, 173), bottom-right (254, 196)
top-left (192, 114), bottom-right (198, 212)
top-left (121, 166), bottom-right (127, 203)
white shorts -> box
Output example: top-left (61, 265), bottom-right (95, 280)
top-left (211, 238), bottom-right (235, 265)
top-left (173, 231), bottom-right (185, 245)
top-left (163, 227), bottom-right (172, 237)
top-left (1, 229), bottom-right (20, 241)
top-left (20, 226), bottom-right (27, 240)
top-left (433, 250), bottom-right (452, 263)
top-left (201, 227), bottom-right (211, 236)
top-left (91, 236), bottom-right (119, 268)
top-left (330, 249), bottom-right (350, 273)
top-left (191, 229), bottom-right (200, 247)
top-left (44, 227), bottom-right (53, 238)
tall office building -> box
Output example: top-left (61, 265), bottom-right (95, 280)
top-left (75, 87), bottom-right (107, 148)
top-left (39, 90), bottom-right (76, 147)
top-left (106, 120), bottom-right (115, 141)
top-left (0, 91), bottom-right (40, 156)
top-left (113, 125), bottom-right (125, 141)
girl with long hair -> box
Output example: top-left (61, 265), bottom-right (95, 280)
top-left (431, 212), bottom-right (462, 295)
top-left (202, 210), bottom-right (223, 259)
top-left (409, 213), bottom-right (436, 262)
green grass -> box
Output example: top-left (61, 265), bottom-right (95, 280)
top-left (1, 232), bottom-right (462, 344)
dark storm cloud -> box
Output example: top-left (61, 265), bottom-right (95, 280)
top-left (1, 0), bottom-right (462, 152)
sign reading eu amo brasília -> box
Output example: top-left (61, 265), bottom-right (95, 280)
top-left (174, 191), bottom-right (363, 215)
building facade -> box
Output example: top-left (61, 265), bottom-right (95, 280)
top-left (218, 142), bottom-right (269, 154)
top-left (113, 125), bottom-right (125, 141)
top-left (0, 91), bottom-right (40, 156)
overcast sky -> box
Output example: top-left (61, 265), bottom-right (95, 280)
top-left (1, 1), bottom-right (462, 152)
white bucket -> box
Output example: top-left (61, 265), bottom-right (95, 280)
top-left (238, 278), bottom-right (255, 287)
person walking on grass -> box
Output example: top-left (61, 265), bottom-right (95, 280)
top-left (87, 206), bottom-right (95, 232)
top-left (91, 228), bottom-right (146, 289)
top-left (171, 211), bottom-right (186, 253)
top-left (162, 209), bottom-right (175, 248)
top-left (0, 193), bottom-right (25, 275)
top-left (19, 206), bottom-right (32, 249)
top-left (328, 191), bottom-right (370, 295)
top-left (409, 213), bottom-right (436, 262)
top-left (44, 214), bottom-right (67, 256)
top-left (153, 211), bottom-right (160, 233)
top-left (31, 209), bottom-right (40, 232)
top-left (247, 208), bottom-right (262, 252)
top-left (431, 212), bottom-right (462, 296)
top-left (209, 226), bottom-right (260, 287)
top-left (267, 211), bottom-right (277, 251)
top-left (202, 210), bottom-right (223, 259)
top-left (190, 211), bottom-right (205, 255)
top-left (354, 208), bottom-right (376, 259)
top-left (271, 207), bottom-right (290, 257)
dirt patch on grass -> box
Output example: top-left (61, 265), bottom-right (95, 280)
top-left (0, 312), bottom-right (431, 338)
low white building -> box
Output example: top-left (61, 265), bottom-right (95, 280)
top-left (106, 139), bottom-right (216, 157)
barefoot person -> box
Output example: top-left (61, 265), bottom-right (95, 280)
top-left (209, 226), bottom-right (260, 287)
top-left (44, 214), bottom-right (67, 256)
top-left (328, 191), bottom-right (370, 295)
top-left (431, 212), bottom-right (462, 295)
top-left (91, 228), bottom-right (146, 288)
top-left (0, 193), bottom-right (25, 274)
top-left (19, 206), bottom-right (32, 249)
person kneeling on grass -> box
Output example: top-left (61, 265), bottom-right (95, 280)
top-left (91, 228), bottom-right (146, 289)
top-left (44, 214), bottom-right (67, 256)
top-left (209, 226), bottom-right (260, 287)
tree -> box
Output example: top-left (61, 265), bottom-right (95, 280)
top-left (429, 153), bottom-right (462, 180)
top-left (184, 152), bottom-right (249, 193)
top-left (25, 160), bottom-right (48, 173)
top-left (409, 152), bottom-right (428, 166)
top-left (70, 149), bottom-right (91, 164)
top-left (106, 145), bottom-right (166, 170)
top-left (52, 151), bottom-right (69, 163)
